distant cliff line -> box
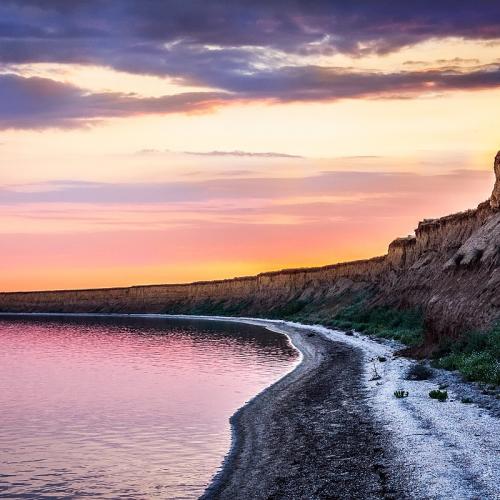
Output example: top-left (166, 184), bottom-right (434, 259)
top-left (1, 152), bottom-right (499, 346)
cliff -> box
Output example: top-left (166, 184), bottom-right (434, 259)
top-left (1, 153), bottom-right (499, 346)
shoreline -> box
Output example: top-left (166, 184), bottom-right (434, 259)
top-left (2, 313), bottom-right (499, 499)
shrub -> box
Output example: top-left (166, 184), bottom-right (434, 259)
top-left (459, 352), bottom-right (499, 384)
top-left (406, 362), bottom-right (432, 380)
top-left (461, 397), bottom-right (473, 404)
top-left (378, 356), bottom-right (387, 362)
top-left (394, 390), bottom-right (409, 398)
top-left (429, 389), bottom-right (448, 402)
top-left (433, 324), bottom-right (500, 386)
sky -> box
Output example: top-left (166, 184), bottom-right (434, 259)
top-left (1, 1), bottom-right (499, 292)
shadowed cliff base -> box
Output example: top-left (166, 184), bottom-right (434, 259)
top-left (1, 152), bottom-right (499, 359)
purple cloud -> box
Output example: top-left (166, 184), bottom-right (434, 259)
top-left (1, 1), bottom-right (500, 63)
top-left (2, 63), bottom-right (500, 128)
top-left (0, 74), bottom-right (231, 128)
top-left (1, 1), bottom-right (500, 128)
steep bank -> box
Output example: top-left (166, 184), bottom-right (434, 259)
top-left (1, 153), bottom-right (499, 346)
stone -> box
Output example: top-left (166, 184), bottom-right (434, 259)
top-left (490, 151), bottom-right (500, 209)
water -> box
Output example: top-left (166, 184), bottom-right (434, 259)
top-left (0, 315), bottom-right (298, 499)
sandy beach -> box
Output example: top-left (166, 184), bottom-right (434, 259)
top-left (192, 317), bottom-right (499, 500)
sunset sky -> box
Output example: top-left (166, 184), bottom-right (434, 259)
top-left (1, 1), bottom-right (499, 291)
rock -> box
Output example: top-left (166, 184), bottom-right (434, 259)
top-left (491, 151), bottom-right (500, 209)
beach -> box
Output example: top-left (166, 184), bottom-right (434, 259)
top-left (194, 317), bottom-right (499, 500)
top-left (2, 313), bottom-right (498, 498)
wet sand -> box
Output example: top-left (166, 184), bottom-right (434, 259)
top-left (201, 322), bottom-right (409, 499)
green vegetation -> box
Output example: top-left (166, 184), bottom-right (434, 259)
top-left (327, 304), bottom-right (424, 346)
top-left (394, 390), bottom-right (409, 398)
top-left (270, 299), bottom-right (307, 318)
top-left (429, 389), bottom-right (448, 402)
top-left (461, 397), bottom-right (473, 404)
top-left (432, 324), bottom-right (500, 385)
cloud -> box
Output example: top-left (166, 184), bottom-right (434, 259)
top-left (0, 169), bottom-right (492, 205)
top-left (2, 62), bottom-right (500, 128)
top-left (1, 1), bottom-right (500, 65)
top-left (1, 2), bottom-right (500, 128)
top-left (206, 64), bottom-right (500, 102)
top-left (182, 150), bottom-right (303, 159)
top-left (0, 73), bottom-right (231, 128)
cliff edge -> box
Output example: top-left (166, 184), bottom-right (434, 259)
top-left (1, 152), bottom-right (499, 347)
top-left (491, 151), bottom-right (500, 209)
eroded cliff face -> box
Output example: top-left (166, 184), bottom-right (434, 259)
top-left (1, 153), bottom-right (499, 345)
top-left (490, 151), bottom-right (500, 209)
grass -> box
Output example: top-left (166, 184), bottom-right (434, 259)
top-left (432, 324), bottom-right (500, 386)
top-left (429, 389), bottom-right (448, 402)
top-left (326, 304), bottom-right (424, 346)
top-left (394, 390), bottom-right (409, 398)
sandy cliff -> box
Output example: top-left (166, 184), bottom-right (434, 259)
top-left (1, 153), bottom-right (499, 345)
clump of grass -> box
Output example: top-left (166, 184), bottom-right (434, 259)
top-left (429, 389), bottom-right (448, 402)
top-left (432, 325), bottom-right (500, 385)
top-left (461, 397), bottom-right (473, 404)
top-left (394, 390), bottom-right (409, 398)
top-left (406, 362), bottom-right (432, 381)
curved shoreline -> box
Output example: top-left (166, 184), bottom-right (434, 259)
top-left (197, 318), bottom-right (404, 499)
top-left (191, 317), bottom-right (500, 500)
top-left (199, 321), bottom-right (305, 499)
top-left (2, 313), bottom-right (499, 499)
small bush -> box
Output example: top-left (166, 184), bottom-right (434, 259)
top-left (461, 397), bottom-right (473, 404)
top-left (394, 390), bottom-right (409, 398)
top-left (377, 356), bottom-right (387, 362)
top-left (406, 362), bottom-right (432, 381)
top-left (429, 389), bottom-right (448, 402)
top-left (433, 325), bottom-right (500, 385)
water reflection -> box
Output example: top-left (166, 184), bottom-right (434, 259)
top-left (0, 315), bottom-right (298, 499)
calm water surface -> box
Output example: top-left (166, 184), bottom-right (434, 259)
top-left (0, 315), bottom-right (298, 499)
